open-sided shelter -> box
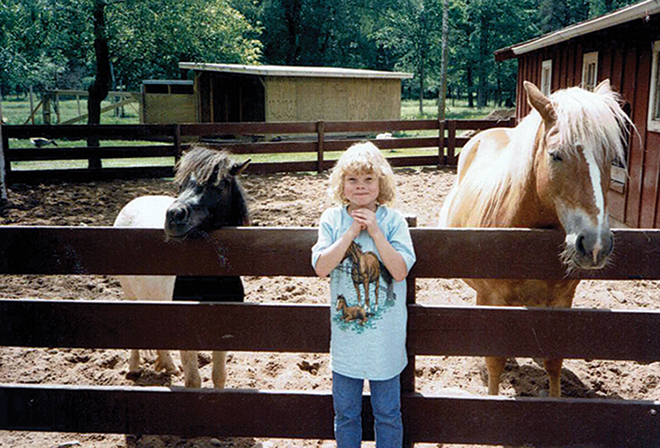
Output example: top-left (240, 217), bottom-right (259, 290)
top-left (178, 63), bottom-right (412, 124)
top-left (495, 0), bottom-right (660, 229)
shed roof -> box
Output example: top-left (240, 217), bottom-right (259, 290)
top-left (495, 0), bottom-right (660, 61)
top-left (179, 62), bottom-right (413, 80)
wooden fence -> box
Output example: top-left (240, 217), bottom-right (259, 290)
top-left (1, 225), bottom-right (660, 446)
top-left (0, 118), bottom-right (515, 183)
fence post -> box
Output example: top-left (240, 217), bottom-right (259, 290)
top-left (447, 120), bottom-right (457, 165)
top-left (0, 90), bottom-right (8, 202)
top-left (173, 124), bottom-right (182, 165)
top-left (28, 86), bottom-right (35, 125)
top-left (42, 92), bottom-right (51, 125)
top-left (402, 214), bottom-right (417, 448)
top-left (317, 121), bottom-right (325, 173)
top-left (438, 120), bottom-right (446, 167)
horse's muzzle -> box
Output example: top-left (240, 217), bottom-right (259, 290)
top-left (569, 228), bottom-right (614, 270)
top-left (165, 202), bottom-right (195, 238)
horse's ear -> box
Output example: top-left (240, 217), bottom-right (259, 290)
top-left (230, 158), bottom-right (251, 176)
top-left (594, 79), bottom-right (612, 95)
top-left (524, 81), bottom-right (556, 124)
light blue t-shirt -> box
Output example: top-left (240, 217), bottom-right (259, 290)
top-left (311, 205), bottom-right (416, 380)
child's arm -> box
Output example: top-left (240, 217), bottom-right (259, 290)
top-left (314, 220), bottom-right (362, 278)
top-left (350, 208), bottom-right (408, 282)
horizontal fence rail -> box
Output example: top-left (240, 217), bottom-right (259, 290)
top-left (1, 226), bottom-right (659, 279)
top-left (2, 226), bottom-right (660, 446)
top-left (1, 118), bottom-right (514, 182)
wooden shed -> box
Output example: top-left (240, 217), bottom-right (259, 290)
top-left (495, 0), bottom-right (660, 229)
top-left (141, 80), bottom-right (195, 124)
top-left (178, 63), bottom-right (412, 124)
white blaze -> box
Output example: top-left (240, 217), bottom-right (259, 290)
top-left (583, 149), bottom-right (605, 263)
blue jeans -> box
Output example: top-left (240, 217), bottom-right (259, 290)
top-left (332, 371), bottom-right (403, 448)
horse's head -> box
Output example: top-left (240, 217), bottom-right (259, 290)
top-left (165, 147), bottom-right (250, 239)
top-left (526, 80), bottom-right (630, 270)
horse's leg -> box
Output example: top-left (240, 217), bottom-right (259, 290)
top-left (212, 351), bottom-right (228, 389)
top-left (544, 358), bottom-right (563, 397)
top-left (485, 356), bottom-right (507, 395)
top-left (374, 276), bottom-right (379, 312)
top-left (363, 277), bottom-right (370, 313)
top-left (180, 350), bottom-right (202, 388)
top-left (155, 350), bottom-right (178, 375)
top-left (127, 349), bottom-right (141, 378)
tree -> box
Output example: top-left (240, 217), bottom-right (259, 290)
top-left (437, 0), bottom-right (449, 120)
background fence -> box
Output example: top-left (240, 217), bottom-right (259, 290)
top-left (1, 118), bottom-right (515, 183)
top-left (1, 225), bottom-right (660, 446)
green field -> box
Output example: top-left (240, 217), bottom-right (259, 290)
top-left (2, 95), bottom-right (498, 170)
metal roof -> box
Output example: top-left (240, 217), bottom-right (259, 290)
top-left (495, 0), bottom-right (660, 61)
top-left (179, 62), bottom-right (413, 80)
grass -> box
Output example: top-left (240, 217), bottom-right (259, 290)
top-left (3, 95), bottom-right (499, 170)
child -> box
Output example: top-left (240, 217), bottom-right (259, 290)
top-left (312, 141), bottom-right (416, 448)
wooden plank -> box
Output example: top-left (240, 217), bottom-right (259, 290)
top-left (1, 227), bottom-right (660, 279)
top-left (7, 145), bottom-right (175, 161)
top-left (2, 300), bottom-right (660, 361)
top-left (6, 166), bottom-right (174, 184)
top-left (5, 124), bottom-right (175, 140)
top-left (1, 384), bottom-right (658, 447)
top-left (180, 122), bottom-right (318, 136)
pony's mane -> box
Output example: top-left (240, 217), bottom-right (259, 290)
top-left (441, 85), bottom-right (630, 227)
top-left (174, 146), bottom-right (234, 187)
top-left (551, 86), bottom-right (630, 167)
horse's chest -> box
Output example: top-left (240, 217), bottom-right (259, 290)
top-left (467, 279), bottom-right (580, 308)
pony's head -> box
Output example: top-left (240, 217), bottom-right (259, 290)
top-left (165, 147), bottom-right (250, 238)
top-left (526, 80), bottom-right (630, 270)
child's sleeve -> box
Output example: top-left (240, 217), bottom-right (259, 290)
top-left (311, 209), bottom-right (335, 269)
top-left (388, 211), bottom-right (416, 274)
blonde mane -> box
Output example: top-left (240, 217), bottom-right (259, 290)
top-left (440, 85), bottom-right (630, 227)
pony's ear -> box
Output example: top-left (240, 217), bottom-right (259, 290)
top-left (524, 81), bottom-right (556, 124)
top-left (594, 79), bottom-right (612, 95)
top-left (230, 158), bottom-right (251, 176)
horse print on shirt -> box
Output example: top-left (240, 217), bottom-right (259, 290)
top-left (335, 241), bottom-right (395, 329)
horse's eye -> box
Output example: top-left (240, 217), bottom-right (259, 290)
top-left (549, 151), bottom-right (563, 162)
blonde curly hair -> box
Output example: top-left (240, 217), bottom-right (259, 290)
top-left (328, 141), bottom-right (397, 206)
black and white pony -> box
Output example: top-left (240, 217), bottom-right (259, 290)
top-left (113, 146), bottom-right (250, 388)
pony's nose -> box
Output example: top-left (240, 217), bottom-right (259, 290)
top-left (576, 230), bottom-right (613, 266)
top-left (167, 204), bottom-right (189, 223)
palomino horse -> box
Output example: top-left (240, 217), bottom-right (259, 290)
top-left (342, 241), bottom-right (394, 313)
top-left (114, 147), bottom-right (250, 388)
top-left (438, 80), bottom-right (630, 397)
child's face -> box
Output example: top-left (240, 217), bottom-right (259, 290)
top-left (343, 170), bottom-right (379, 210)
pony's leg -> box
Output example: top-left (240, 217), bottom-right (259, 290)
top-left (127, 349), bottom-right (141, 378)
top-left (180, 350), bottom-right (202, 388)
top-left (485, 356), bottom-right (506, 395)
top-left (363, 279), bottom-right (370, 312)
top-left (544, 358), bottom-right (563, 397)
top-left (155, 350), bottom-right (178, 375)
top-left (374, 277), bottom-right (379, 312)
top-left (212, 351), bottom-right (228, 389)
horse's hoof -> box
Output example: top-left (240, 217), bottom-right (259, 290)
top-left (126, 370), bottom-right (143, 380)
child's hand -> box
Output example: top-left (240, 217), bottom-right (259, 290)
top-left (350, 208), bottom-right (381, 238)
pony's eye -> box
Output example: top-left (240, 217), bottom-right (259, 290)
top-left (549, 151), bottom-right (563, 162)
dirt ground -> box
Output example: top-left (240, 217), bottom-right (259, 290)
top-left (1, 166), bottom-right (659, 448)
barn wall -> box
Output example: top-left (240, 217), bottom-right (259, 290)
top-left (265, 77), bottom-right (401, 122)
top-left (512, 15), bottom-right (660, 229)
top-left (143, 94), bottom-right (196, 124)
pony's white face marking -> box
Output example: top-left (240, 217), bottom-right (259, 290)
top-left (583, 147), bottom-right (606, 263)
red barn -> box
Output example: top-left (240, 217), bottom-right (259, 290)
top-left (495, 0), bottom-right (660, 228)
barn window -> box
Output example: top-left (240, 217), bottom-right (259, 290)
top-left (581, 52), bottom-right (598, 91)
top-left (648, 40), bottom-right (660, 133)
top-left (541, 60), bottom-right (552, 96)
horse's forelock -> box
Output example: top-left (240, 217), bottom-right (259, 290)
top-left (174, 147), bottom-right (233, 187)
top-left (551, 87), bottom-right (630, 169)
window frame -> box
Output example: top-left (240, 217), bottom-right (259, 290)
top-left (648, 40), bottom-right (660, 133)
top-left (581, 52), bottom-right (599, 91)
top-left (541, 60), bottom-right (553, 96)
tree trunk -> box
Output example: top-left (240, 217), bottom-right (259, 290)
top-left (437, 0), bottom-right (449, 121)
top-left (419, 59), bottom-right (425, 115)
top-left (87, 0), bottom-right (111, 170)
top-left (467, 65), bottom-right (474, 108)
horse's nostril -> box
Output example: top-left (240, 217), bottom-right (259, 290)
top-left (168, 206), bottom-right (188, 222)
top-left (575, 234), bottom-right (586, 255)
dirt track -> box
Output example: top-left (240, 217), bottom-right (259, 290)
top-left (1, 166), bottom-right (659, 448)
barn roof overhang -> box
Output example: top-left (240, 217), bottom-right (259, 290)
top-left (494, 0), bottom-right (660, 61)
top-left (179, 62), bottom-right (413, 80)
